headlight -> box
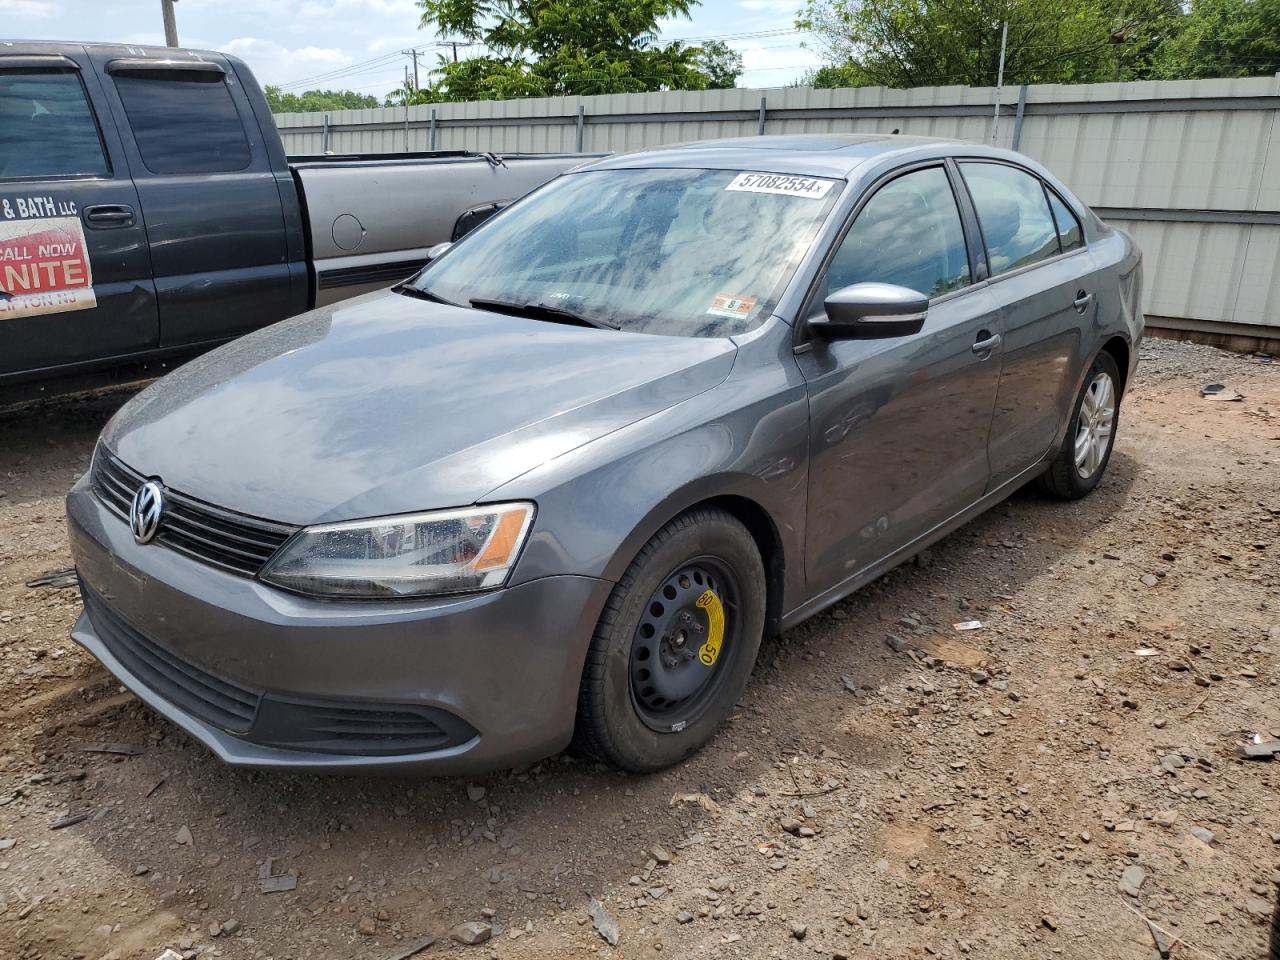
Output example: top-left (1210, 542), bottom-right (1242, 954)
top-left (260, 502), bottom-right (535, 599)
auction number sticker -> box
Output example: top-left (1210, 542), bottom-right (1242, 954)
top-left (707, 293), bottom-right (757, 320)
top-left (695, 589), bottom-right (726, 667)
top-left (0, 194), bottom-right (96, 321)
top-left (725, 172), bottom-right (835, 199)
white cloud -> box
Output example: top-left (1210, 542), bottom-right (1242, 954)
top-left (737, 0), bottom-right (799, 13)
top-left (735, 40), bottom-right (819, 88)
top-left (366, 34), bottom-right (411, 54)
top-left (222, 38), bottom-right (354, 86)
top-left (0, 0), bottom-right (59, 16)
top-left (296, 0), bottom-right (418, 18)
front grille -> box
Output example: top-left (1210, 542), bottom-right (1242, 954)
top-left (92, 446), bottom-right (298, 576)
top-left (82, 581), bottom-right (261, 733)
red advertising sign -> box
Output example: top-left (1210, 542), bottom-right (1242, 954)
top-left (0, 215), bottom-right (96, 320)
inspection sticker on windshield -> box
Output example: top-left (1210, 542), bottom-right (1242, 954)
top-left (725, 172), bottom-right (835, 199)
top-left (707, 293), bottom-right (757, 320)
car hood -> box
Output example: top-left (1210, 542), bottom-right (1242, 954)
top-left (103, 291), bottom-right (737, 525)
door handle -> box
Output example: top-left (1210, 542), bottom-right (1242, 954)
top-left (84, 204), bottom-right (135, 228)
top-left (971, 332), bottom-right (1002, 355)
top-left (1072, 290), bottom-right (1093, 313)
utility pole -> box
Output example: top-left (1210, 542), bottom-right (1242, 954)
top-left (990, 21), bottom-right (1008, 143)
top-left (451, 42), bottom-right (459, 63)
top-left (401, 49), bottom-right (423, 91)
top-left (160, 0), bottom-right (179, 48)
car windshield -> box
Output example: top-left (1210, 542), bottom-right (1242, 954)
top-left (410, 167), bottom-right (843, 337)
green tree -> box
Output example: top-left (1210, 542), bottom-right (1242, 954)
top-left (796, 0), bottom-right (1179, 88)
top-left (1153, 0), bottom-right (1280, 78)
top-left (413, 0), bottom-right (710, 99)
top-left (264, 85), bottom-right (380, 113)
top-left (695, 39), bottom-right (745, 88)
top-left (801, 61), bottom-right (871, 87)
top-left (1101, 0), bottom-right (1186, 80)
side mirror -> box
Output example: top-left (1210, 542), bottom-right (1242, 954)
top-left (426, 241), bottom-right (453, 261)
top-left (810, 282), bottom-right (928, 340)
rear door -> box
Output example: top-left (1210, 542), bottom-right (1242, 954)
top-left (956, 160), bottom-right (1097, 487)
top-left (0, 50), bottom-right (157, 378)
top-left (86, 51), bottom-right (293, 347)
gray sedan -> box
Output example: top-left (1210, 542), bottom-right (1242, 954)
top-left (67, 135), bottom-right (1142, 774)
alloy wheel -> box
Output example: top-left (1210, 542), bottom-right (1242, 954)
top-left (1074, 371), bottom-right (1116, 479)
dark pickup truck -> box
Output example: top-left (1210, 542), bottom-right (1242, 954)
top-left (0, 40), bottom-right (588, 401)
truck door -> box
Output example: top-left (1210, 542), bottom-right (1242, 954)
top-left (0, 52), bottom-right (158, 379)
top-left (87, 53), bottom-right (293, 347)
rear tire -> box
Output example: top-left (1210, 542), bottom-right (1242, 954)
top-left (574, 508), bottom-right (766, 773)
top-left (1037, 351), bottom-right (1122, 499)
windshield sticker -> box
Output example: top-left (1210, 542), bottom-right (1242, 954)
top-left (725, 172), bottom-right (835, 199)
top-left (0, 196), bottom-right (95, 320)
top-left (707, 293), bottom-right (757, 320)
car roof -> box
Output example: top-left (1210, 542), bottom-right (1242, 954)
top-left (581, 134), bottom-right (976, 179)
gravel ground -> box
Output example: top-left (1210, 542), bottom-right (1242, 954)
top-left (0, 336), bottom-right (1277, 960)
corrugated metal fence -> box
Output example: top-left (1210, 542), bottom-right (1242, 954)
top-left (274, 78), bottom-right (1280, 339)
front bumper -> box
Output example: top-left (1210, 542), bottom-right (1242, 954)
top-left (66, 477), bottom-right (611, 774)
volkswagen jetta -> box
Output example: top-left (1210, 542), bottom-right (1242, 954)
top-left (67, 135), bottom-right (1143, 774)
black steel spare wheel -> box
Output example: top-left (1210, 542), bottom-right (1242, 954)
top-left (574, 507), bottom-right (767, 772)
top-left (629, 558), bottom-right (740, 732)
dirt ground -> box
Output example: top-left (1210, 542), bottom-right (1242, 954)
top-left (1, 336), bottom-right (1277, 960)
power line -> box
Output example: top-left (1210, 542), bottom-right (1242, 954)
top-left (275, 52), bottom-right (405, 90)
top-left (670, 28), bottom-right (813, 43)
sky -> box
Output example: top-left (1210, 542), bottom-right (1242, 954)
top-left (3, 0), bottom-right (825, 98)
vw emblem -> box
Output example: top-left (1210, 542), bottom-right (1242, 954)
top-left (129, 480), bottom-right (165, 545)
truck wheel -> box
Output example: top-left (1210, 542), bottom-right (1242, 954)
top-left (1038, 351), bottom-right (1122, 499)
top-left (574, 508), bottom-right (766, 773)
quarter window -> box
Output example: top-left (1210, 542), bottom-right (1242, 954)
top-left (1046, 188), bottom-right (1084, 253)
top-left (824, 166), bottom-right (971, 300)
top-left (960, 162), bottom-right (1061, 275)
top-left (0, 70), bottom-right (108, 180)
top-left (113, 73), bottom-right (251, 175)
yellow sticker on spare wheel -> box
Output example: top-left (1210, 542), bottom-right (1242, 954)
top-left (695, 589), bottom-right (725, 667)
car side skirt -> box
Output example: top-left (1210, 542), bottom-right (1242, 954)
top-left (780, 456), bottom-right (1049, 631)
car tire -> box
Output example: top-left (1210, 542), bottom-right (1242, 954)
top-left (1037, 350), bottom-right (1122, 500)
top-left (574, 508), bottom-right (766, 773)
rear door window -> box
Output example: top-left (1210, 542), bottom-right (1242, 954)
top-left (113, 73), bottom-right (251, 175)
top-left (825, 166), bottom-right (971, 299)
top-left (0, 69), bottom-right (108, 180)
top-left (960, 162), bottom-right (1061, 275)
top-left (1046, 189), bottom-right (1084, 253)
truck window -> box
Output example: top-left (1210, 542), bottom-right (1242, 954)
top-left (0, 70), bottom-right (109, 181)
top-left (113, 73), bottom-right (251, 175)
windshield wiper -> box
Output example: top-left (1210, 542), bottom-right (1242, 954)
top-left (468, 297), bottom-right (620, 331)
top-left (395, 282), bottom-right (458, 306)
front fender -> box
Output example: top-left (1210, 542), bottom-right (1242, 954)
top-left (490, 360), bottom-right (811, 615)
